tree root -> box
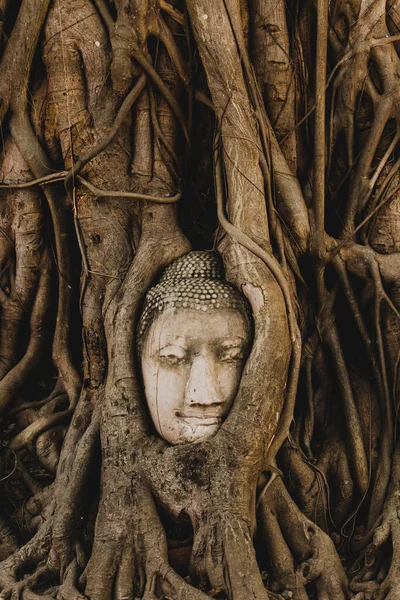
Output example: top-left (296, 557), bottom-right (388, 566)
top-left (0, 250), bottom-right (52, 416)
top-left (49, 395), bottom-right (100, 578)
top-left (0, 516), bottom-right (19, 562)
top-left (56, 559), bottom-right (85, 600)
top-left (0, 521), bottom-right (52, 596)
top-left (83, 477), bottom-right (210, 600)
top-left (0, 394), bottom-right (99, 598)
top-left (350, 443), bottom-right (400, 599)
top-left (0, 566), bottom-right (52, 600)
top-left (147, 568), bottom-right (210, 600)
top-left (259, 476), bottom-right (349, 600)
top-left (190, 511), bottom-right (269, 600)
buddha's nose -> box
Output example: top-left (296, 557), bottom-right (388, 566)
top-left (184, 354), bottom-right (222, 407)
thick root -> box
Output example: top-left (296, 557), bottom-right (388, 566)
top-left (141, 567), bottom-right (210, 600)
top-left (83, 517), bottom-right (210, 600)
top-left (56, 560), bottom-right (85, 600)
top-left (83, 535), bottom-right (136, 600)
top-left (190, 511), bottom-right (269, 600)
top-left (350, 443), bottom-right (400, 599)
top-left (83, 476), bottom-right (209, 600)
top-left (0, 566), bottom-right (52, 600)
top-left (0, 516), bottom-right (19, 562)
top-left (259, 476), bottom-right (349, 600)
top-left (350, 489), bottom-right (400, 598)
top-left (0, 522), bottom-right (52, 594)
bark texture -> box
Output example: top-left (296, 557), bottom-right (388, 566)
top-left (0, 1), bottom-right (399, 599)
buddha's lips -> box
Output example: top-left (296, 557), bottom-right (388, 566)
top-left (176, 412), bottom-right (223, 426)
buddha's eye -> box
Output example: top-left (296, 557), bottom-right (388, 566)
top-left (218, 347), bottom-right (246, 362)
top-left (160, 354), bottom-right (185, 365)
top-left (159, 346), bottom-right (187, 365)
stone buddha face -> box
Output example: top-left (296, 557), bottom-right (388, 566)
top-left (138, 252), bottom-right (253, 445)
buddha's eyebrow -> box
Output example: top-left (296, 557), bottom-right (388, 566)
top-left (159, 341), bottom-right (187, 351)
top-left (219, 337), bottom-right (247, 348)
top-left (161, 335), bottom-right (187, 344)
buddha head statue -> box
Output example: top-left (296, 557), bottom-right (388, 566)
top-left (137, 251), bottom-right (253, 445)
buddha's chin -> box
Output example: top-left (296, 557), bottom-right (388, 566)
top-left (171, 420), bottom-right (221, 445)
